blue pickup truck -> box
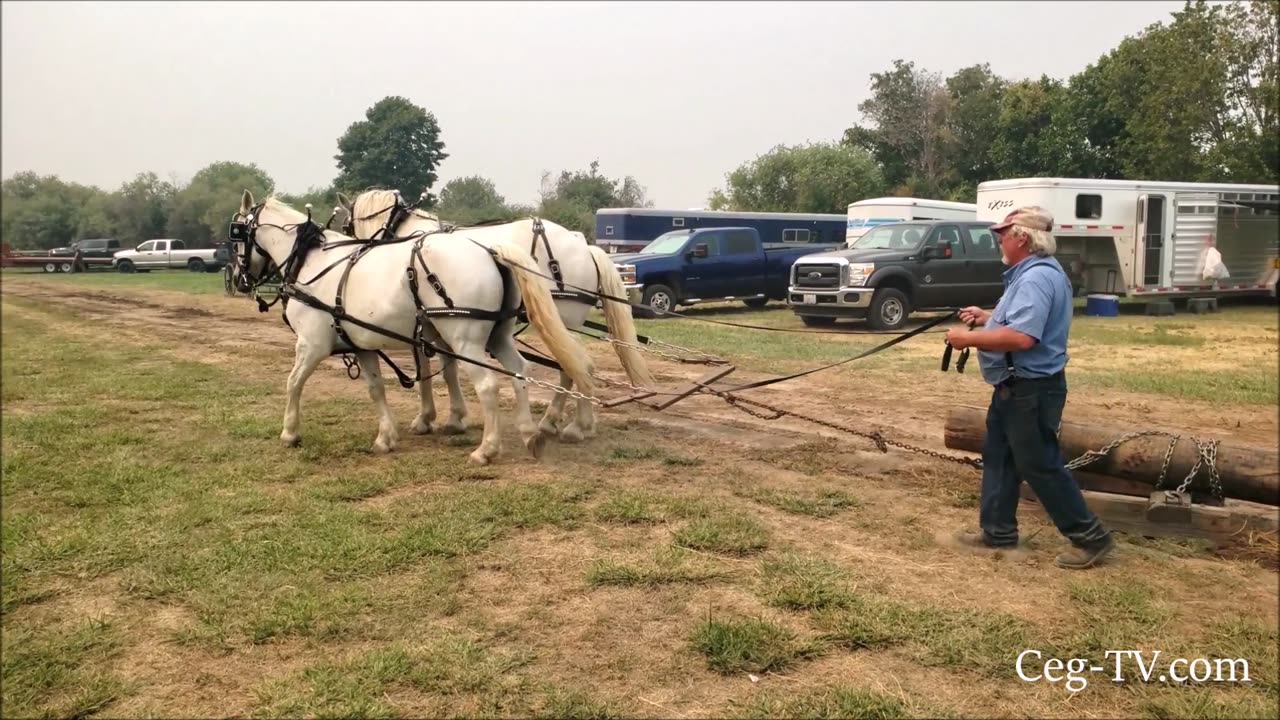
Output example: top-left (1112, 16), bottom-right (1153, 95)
top-left (611, 227), bottom-right (841, 317)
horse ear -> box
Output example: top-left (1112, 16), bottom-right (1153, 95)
top-left (336, 191), bottom-right (352, 211)
top-left (240, 190), bottom-right (255, 214)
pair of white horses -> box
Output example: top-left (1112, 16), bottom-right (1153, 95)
top-left (230, 189), bottom-right (654, 466)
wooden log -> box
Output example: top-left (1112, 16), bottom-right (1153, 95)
top-left (1017, 486), bottom-right (1279, 548)
top-left (944, 405), bottom-right (1279, 507)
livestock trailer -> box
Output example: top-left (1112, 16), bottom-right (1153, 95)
top-left (845, 197), bottom-right (978, 247)
top-left (594, 208), bottom-right (847, 254)
top-left (975, 177), bottom-right (1280, 298)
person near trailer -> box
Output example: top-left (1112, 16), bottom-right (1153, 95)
top-left (943, 205), bottom-right (1115, 569)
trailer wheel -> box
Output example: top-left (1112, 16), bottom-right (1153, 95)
top-left (743, 297), bottom-right (769, 308)
top-left (59, 262), bottom-right (74, 273)
top-left (44, 262), bottom-right (57, 273)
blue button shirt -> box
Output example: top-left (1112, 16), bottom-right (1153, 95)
top-left (977, 255), bottom-right (1073, 386)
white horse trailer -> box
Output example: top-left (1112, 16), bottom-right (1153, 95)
top-left (975, 178), bottom-right (1280, 298)
top-left (845, 197), bottom-right (977, 247)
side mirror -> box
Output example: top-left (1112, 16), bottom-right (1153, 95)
top-left (923, 242), bottom-right (952, 260)
top-left (691, 243), bottom-right (709, 259)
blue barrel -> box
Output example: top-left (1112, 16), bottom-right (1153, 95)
top-left (1084, 294), bottom-right (1120, 317)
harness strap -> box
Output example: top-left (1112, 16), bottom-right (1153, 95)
top-left (528, 218), bottom-right (566, 293)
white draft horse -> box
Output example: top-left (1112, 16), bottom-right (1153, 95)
top-left (336, 189), bottom-right (654, 444)
top-left (229, 191), bottom-right (595, 465)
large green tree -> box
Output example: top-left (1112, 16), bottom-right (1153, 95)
top-left (0, 172), bottom-right (113, 250)
top-left (707, 142), bottom-right (885, 213)
top-left (942, 64), bottom-right (1007, 200)
top-left (436, 175), bottom-right (521, 225)
top-left (536, 161), bottom-right (651, 238)
top-left (333, 96), bottom-right (448, 201)
top-left (842, 59), bottom-right (953, 197)
top-left (167, 161), bottom-right (274, 247)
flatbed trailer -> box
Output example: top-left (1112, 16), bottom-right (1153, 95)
top-left (0, 244), bottom-right (115, 273)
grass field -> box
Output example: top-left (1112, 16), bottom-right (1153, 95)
top-left (2, 271), bottom-right (1277, 718)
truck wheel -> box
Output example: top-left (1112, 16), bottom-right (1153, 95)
top-left (868, 288), bottom-right (910, 331)
top-left (743, 297), bottom-right (769, 308)
top-left (800, 315), bottom-right (837, 327)
top-left (117, 260), bottom-right (135, 273)
top-left (641, 284), bottom-right (676, 318)
top-left (188, 258), bottom-right (206, 272)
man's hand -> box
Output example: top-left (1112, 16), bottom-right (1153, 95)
top-left (958, 306), bottom-right (990, 325)
top-left (945, 326), bottom-right (973, 349)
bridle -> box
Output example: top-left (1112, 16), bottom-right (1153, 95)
top-left (343, 189), bottom-right (436, 239)
top-left (227, 202), bottom-right (327, 310)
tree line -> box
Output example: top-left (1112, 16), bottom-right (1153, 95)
top-left (710, 0), bottom-right (1277, 212)
top-left (2, 0), bottom-right (1273, 250)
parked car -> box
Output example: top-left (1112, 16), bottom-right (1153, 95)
top-left (113, 239), bottom-right (224, 273)
top-left (611, 227), bottom-right (840, 317)
top-left (787, 220), bottom-right (1006, 330)
top-left (48, 238), bottom-right (121, 258)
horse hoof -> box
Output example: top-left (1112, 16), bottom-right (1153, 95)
top-left (410, 418), bottom-right (433, 435)
top-left (525, 433), bottom-right (547, 459)
top-left (281, 433), bottom-right (301, 448)
top-left (440, 421), bottom-right (467, 436)
top-left (559, 425), bottom-right (584, 444)
top-left (468, 450), bottom-right (492, 466)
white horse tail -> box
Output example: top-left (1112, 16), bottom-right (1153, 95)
top-left (489, 243), bottom-right (596, 397)
top-left (588, 245), bottom-right (655, 389)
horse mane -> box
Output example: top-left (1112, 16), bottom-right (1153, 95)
top-left (352, 188), bottom-right (441, 224)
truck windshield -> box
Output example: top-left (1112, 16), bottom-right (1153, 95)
top-left (640, 230), bottom-right (691, 255)
top-left (850, 223), bottom-right (930, 251)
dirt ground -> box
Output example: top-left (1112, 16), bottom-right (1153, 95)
top-left (2, 276), bottom-right (1277, 719)
top-left (7, 279), bottom-right (1275, 450)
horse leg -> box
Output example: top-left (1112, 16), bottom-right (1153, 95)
top-left (439, 356), bottom-right (469, 435)
top-left (552, 373), bottom-right (587, 444)
top-left (410, 348), bottom-right (437, 435)
top-left (537, 382), bottom-right (567, 437)
top-left (281, 340), bottom-right (328, 448)
top-left (489, 337), bottom-right (547, 459)
top-left (456, 355), bottom-right (503, 465)
top-left (355, 351), bottom-right (399, 453)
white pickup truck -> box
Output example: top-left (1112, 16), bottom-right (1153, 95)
top-left (112, 239), bottom-right (224, 273)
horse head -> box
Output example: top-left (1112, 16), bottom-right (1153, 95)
top-left (340, 187), bottom-right (438, 240)
top-left (229, 190), bottom-right (324, 293)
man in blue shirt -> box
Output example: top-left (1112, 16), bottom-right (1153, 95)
top-left (943, 206), bottom-right (1114, 569)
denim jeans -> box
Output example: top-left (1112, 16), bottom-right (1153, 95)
top-left (979, 371), bottom-right (1111, 549)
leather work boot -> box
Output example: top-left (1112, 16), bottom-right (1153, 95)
top-left (1055, 534), bottom-right (1116, 569)
top-left (949, 528), bottom-right (1018, 551)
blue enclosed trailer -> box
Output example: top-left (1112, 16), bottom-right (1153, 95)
top-left (595, 207), bottom-right (847, 254)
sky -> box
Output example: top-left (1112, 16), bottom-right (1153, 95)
top-left (2, 0), bottom-right (1189, 209)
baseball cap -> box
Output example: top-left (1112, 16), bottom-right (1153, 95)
top-left (990, 206), bottom-right (1054, 233)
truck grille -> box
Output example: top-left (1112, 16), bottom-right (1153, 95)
top-left (793, 264), bottom-right (840, 289)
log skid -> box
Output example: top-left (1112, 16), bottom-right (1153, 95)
top-left (944, 405), bottom-right (1279, 507)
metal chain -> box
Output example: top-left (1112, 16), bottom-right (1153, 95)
top-left (599, 333), bottom-right (729, 365)
top-left (519, 373), bottom-right (602, 406)
top-left (1065, 429), bottom-right (1224, 501)
top-left (710, 391), bottom-right (984, 470)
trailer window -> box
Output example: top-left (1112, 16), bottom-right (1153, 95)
top-left (604, 225), bottom-right (614, 236)
top-left (672, 218), bottom-right (685, 227)
top-left (1075, 194), bottom-right (1103, 219)
top-left (782, 229), bottom-right (811, 243)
